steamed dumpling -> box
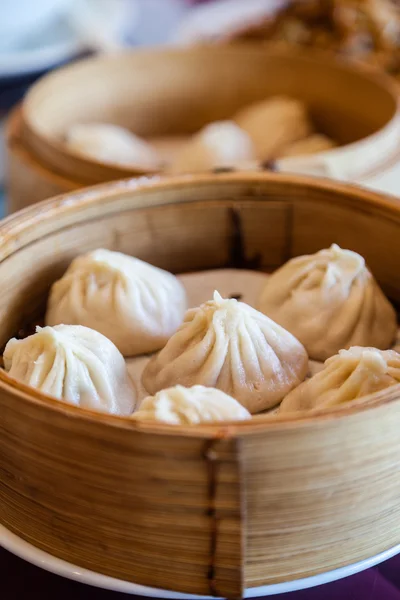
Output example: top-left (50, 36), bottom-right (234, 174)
top-left (280, 346), bottom-right (400, 413)
top-left (234, 96), bottom-right (312, 160)
top-left (65, 123), bottom-right (161, 170)
top-left (132, 385), bottom-right (251, 425)
top-left (166, 121), bottom-right (255, 174)
top-left (3, 325), bottom-right (136, 415)
top-left (45, 249), bottom-right (187, 357)
top-left (277, 133), bottom-right (337, 158)
top-left (258, 244), bottom-right (397, 361)
top-left (142, 291), bottom-right (308, 413)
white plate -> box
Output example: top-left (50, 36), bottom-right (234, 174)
top-left (1, 524), bottom-right (400, 598)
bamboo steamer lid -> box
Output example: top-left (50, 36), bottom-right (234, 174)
top-left (0, 173), bottom-right (400, 598)
top-left (6, 45), bottom-right (399, 212)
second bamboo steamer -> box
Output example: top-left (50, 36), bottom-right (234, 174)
top-left (7, 45), bottom-right (400, 213)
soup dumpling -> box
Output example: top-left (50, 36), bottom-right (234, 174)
top-left (65, 123), bottom-right (161, 170)
top-left (142, 291), bottom-right (308, 413)
top-left (4, 325), bottom-right (136, 415)
top-left (234, 96), bottom-right (312, 161)
top-left (166, 121), bottom-right (255, 174)
top-left (133, 385), bottom-right (251, 425)
top-left (258, 244), bottom-right (397, 361)
top-left (46, 249), bottom-right (187, 357)
top-left (280, 346), bottom-right (400, 413)
top-left (278, 133), bottom-right (337, 157)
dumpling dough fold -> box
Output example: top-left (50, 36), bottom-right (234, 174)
top-left (142, 291), bottom-right (308, 413)
top-left (280, 346), bottom-right (400, 413)
top-left (258, 244), bottom-right (397, 361)
top-left (4, 325), bottom-right (136, 415)
top-left (46, 249), bottom-right (187, 357)
top-left (133, 385), bottom-right (251, 425)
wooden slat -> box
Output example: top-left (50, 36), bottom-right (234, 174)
top-left (0, 387), bottom-right (243, 597)
top-left (242, 392), bottom-right (400, 587)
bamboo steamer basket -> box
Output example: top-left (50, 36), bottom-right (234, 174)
top-left (6, 108), bottom-right (79, 214)
top-left (1, 173), bottom-right (400, 598)
top-left (6, 45), bottom-right (400, 213)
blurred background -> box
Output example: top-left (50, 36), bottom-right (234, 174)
top-left (0, 0), bottom-right (192, 189)
top-left (3, 0), bottom-right (400, 213)
top-left (3, 3), bottom-right (400, 599)
top-left (1, 0), bottom-right (279, 211)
